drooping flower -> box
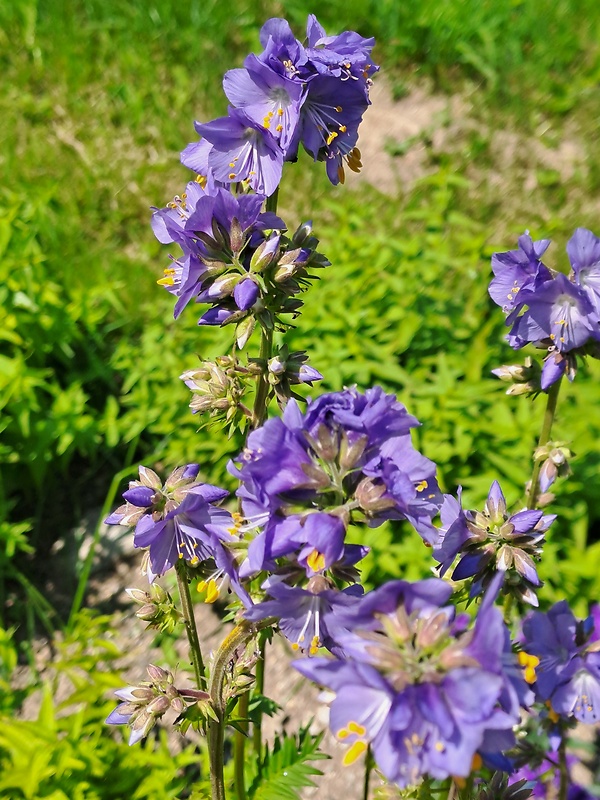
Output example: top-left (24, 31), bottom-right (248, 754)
top-left (433, 481), bottom-right (554, 606)
top-left (295, 577), bottom-right (525, 786)
top-left (230, 387), bottom-right (441, 579)
top-left (520, 601), bottom-right (600, 723)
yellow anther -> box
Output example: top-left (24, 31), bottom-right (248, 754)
top-left (326, 130), bottom-right (338, 146)
top-left (195, 175), bottom-right (207, 188)
top-left (229, 162), bottom-right (236, 167)
top-left (277, 108), bottom-right (284, 116)
top-left (435, 741), bottom-right (445, 752)
top-left (348, 721), bottom-right (366, 736)
top-left (306, 550), bottom-right (326, 572)
top-left (550, 333), bottom-right (556, 340)
top-left (276, 124), bottom-right (283, 132)
top-left (416, 480), bottom-right (428, 492)
top-left (204, 579), bottom-right (219, 604)
top-left (189, 555), bottom-right (199, 566)
top-left (560, 337), bottom-right (565, 342)
top-left (337, 728), bottom-right (350, 740)
top-left (335, 105), bottom-right (343, 112)
top-left (518, 651), bottom-right (539, 684)
top-left (291, 643), bottom-right (300, 651)
top-left (339, 125), bottom-right (347, 133)
top-left (178, 552), bottom-right (183, 559)
top-left (229, 172), bottom-right (236, 179)
top-left (471, 753), bottom-right (483, 771)
top-left (263, 117), bottom-right (271, 128)
top-left (342, 740), bottom-right (367, 766)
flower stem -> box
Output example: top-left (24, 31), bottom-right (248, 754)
top-left (252, 325), bottom-right (274, 428)
top-left (175, 561), bottom-right (206, 688)
top-left (362, 745), bottom-right (373, 800)
top-left (207, 620), bottom-right (274, 800)
top-left (526, 377), bottom-right (562, 510)
top-left (234, 691), bottom-right (249, 800)
top-left (252, 629), bottom-right (267, 757)
top-left (558, 733), bottom-right (569, 800)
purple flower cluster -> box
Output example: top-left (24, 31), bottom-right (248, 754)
top-left (182, 16), bottom-right (378, 194)
top-left (231, 386), bottom-right (441, 580)
top-left (105, 464), bottom-right (250, 606)
top-left (295, 578), bottom-right (529, 786)
top-left (434, 481), bottom-right (555, 605)
top-left (490, 229), bottom-right (600, 390)
top-left (520, 602), bottom-right (600, 723)
top-left (151, 184), bottom-right (329, 334)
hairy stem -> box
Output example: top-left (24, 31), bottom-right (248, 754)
top-left (207, 620), bottom-right (274, 800)
top-left (526, 377), bottom-right (562, 510)
top-left (175, 561), bottom-right (206, 688)
top-left (234, 692), bottom-right (249, 800)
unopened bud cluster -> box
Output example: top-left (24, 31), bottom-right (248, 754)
top-left (107, 664), bottom-right (210, 745)
top-left (492, 357), bottom-right (541, 396)
top-left (180, 355), bottom-right (260, 428)
top-left (126, 585), bottom-right (181, 633)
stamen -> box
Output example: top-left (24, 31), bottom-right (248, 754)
top-left (343, 740), bottom-right (367, 766)
top-left (306, 550), bottom-right (326, 572)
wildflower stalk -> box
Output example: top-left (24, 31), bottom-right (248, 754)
top-left (234, 691), bottom-right (249, 800)
top-left (526, 377), bottom-right (563, 509)
top-left (175, 560), bottom-right (206, 688)
top-left (558, 735), bottom-right (569, 800)
top-left (208, 620), bottom-right (274, 800)
top-left (252, 629), bottom-right (267, 757)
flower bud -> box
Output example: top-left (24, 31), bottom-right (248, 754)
top-left (136, 603), bottom-right (159, 621)
top-left (146, 664), bottom-right (169, 683)
top-left (147, 695), bottom-right (171, 716)
top-left (355, 477), bottom-right (395, 513)
top-left (125, 587), bottom-right (151, 605)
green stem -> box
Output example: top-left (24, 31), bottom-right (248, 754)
top-left (502, 592), bottom-right (514, 624)
top-left (558, 733), bottom-right (569, 800)
top-left (252, 325), bottom-right (274, 428)
top-left (526, 377), bottom-right (562, 510)
top-left (252, 629), bottom-right (267, 757)
top-left (207, 620), bottom-right (274, 800)
top-left (265, 187), bottom-right (279, 214)
top-left (234, 692), bottom-right (249, 800)
top-left (362, 745), bottom-right (373, 800)
top-left (175, 561), bottom-right (206, 688)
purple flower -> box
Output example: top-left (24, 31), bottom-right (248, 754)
top-left (568, 227), bottom-right (600, 315)
top-left (230, 387), bottom-right (441, 578)
top-left (521, 601), bottom-right (600, 723)
top-left (245, 576), bottom-right (362, 655)
top-left (297, 75), bottom-right (368, 184)
top-left (304, 14), bottom-right (379, 90)
top-left (295, 578), bottom-right (524, 786)
top-left (195, 108), bottom-right (284, 196)
top-left (489, 233), bottom-right (552, 320)
top-left (105, 464), bottom-right (235, 582)
top-left (223, 54), bottom-right (304, 152)
top-left (433, 481), bottom-right (554, 606)
top-left (491, 230), bottom-right (600, 391)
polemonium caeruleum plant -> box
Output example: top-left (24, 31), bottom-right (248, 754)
top-left (103, 14), bottom-right (599, 800)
